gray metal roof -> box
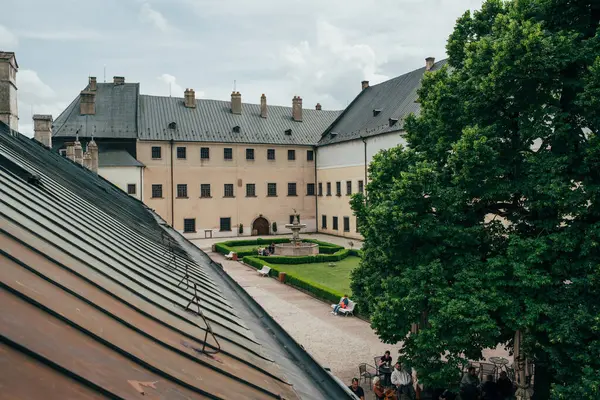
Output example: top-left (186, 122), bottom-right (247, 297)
top-left (98, 149), bottom-right (144, 168)
top-left (318, 59), bottom-right (448, 146)
top-left (52, 83), bottom-right (139, 139)
top-left (138, 95), bottom-right (341, 145)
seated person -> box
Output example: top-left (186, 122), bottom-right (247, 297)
top-left (348, 378), bottom-right (365, 400)
top-left (481, 374), bottom-right (500, 400)
top-left (497, 371), bottom-right (514, 400)
top-left (378, 350), bottom-right (393, 386)
top-left (331, 294), bottom-right (349, 315)
top-left (269, 243), bottom-right (275, 254)
top-left (391, 363), bottom-right (415, 399)
top-left (439, 390), bottom-right (457, 400)
top-left (460, 367), bottom-right (481, 400)
top-left (373, 376), bottom-right (386, 400)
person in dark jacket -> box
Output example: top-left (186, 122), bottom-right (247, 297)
top-left (497, 371), bottom-right (514, 399)
top-left (481, 375), bottom-right (500, 400)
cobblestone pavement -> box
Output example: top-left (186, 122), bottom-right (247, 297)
top-left (200, 244), bottom-right (512, 397)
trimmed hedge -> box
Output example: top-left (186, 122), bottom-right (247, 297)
top-left (214, 237), bottom-right (348, 258)
top-left (242, 256), bottom-right (344, 304)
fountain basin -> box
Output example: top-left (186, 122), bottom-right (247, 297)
top-left (274, 242), bottom-right (319, 256)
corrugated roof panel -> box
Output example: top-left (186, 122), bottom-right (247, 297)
top-left (318, 59), bottom-right (448, 146)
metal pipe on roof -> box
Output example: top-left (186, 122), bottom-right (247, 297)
top-left (170, 138), bottom-right (174, 227)
top-left (361, 136), bottom-right (367, 201)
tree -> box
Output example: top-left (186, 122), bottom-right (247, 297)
top-left (351, 0), bottom-right (600, 397)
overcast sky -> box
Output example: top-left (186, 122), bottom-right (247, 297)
top-left (2, 0), bottom-right (484, 136)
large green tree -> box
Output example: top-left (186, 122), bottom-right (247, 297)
top-left (351, 0), bottom-right (599, 397)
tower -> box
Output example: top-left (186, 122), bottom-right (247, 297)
top-left (0, 52), bottom-right (18, 130)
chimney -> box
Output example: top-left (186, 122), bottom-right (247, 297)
top-left (33, 114), bottom-right (53, 148)
top-left (89, 76), bottom-right (97, 91)
top-left (425, 57), bottom-right (435, 71)
top-left (184, 88), bottom-right (196, 108)
top-left (113, 76), bottom-right (125, 85)
top-left (88, 139), bottom-right (99, 173)
top-left (292, 96), bottom-right (302, 122)
top-left (361, 80), bottom-right (369, 90)
top-left (73, 138), bottom-right (83, 164)
top-left (260, 94), bottom-right (267, 118)
top-left (80, 90), bottom-right (96, 115)
top-left (231, 91), bottom-right (242, 115)
top-left (66, 143), bottom-right (75, 161)
top-left (315, 103), bottom-right (322, 111)
top-left (83, 151), bottom-right (92, 169)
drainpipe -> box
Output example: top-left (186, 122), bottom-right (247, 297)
top-left (361, 136), bottom-right (367, 199)
top-left (170, 138), bottom-right (174, 227)
top-left (314, 145), bottom-right (318, 233)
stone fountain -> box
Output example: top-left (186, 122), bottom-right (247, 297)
top-left (274, 212), bottom-right (319, 256)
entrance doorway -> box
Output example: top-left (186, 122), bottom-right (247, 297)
top-left (252, 217), bottom-right (269, 236)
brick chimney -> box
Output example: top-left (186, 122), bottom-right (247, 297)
top-left (315, 103), bottom-right (322, 111)
top-left (73, 137), bottom-right (83, 164)
top-left (425, 57), bottom-right (435, 71)
top-left (33, 114), bottom-right (53, 148)
top-left (89, 76), bottom-right (97, 91)
top-left (184, 88), bottom-right (196, 108)
top-left (231, 91), bottom-right (242, 115)
top-left (80, 90), bottom-right (96, 115)
top-left (260, 94), bottom-right (267, 118)
top-left (361, 80), bottom-right (369, 90)
top-left (113, 76), bottom-right (125, 85)
top-left (87, 139), bottom-right (98, 173)
top-left (292, 96), bottom-right (302, 122)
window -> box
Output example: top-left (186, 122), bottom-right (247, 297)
top-left (127, 184), bottom-right (136, 195)
top-left (200, 147), bottom-right (210, 159)
top-left (224, 148), bottom-right (233, 160)
top-left (318, 183), bottom-right (323, 196)
top-left (346, 181), bottom-right (352, 195)
top-left (220, 217), bottom-right (232, 231)
top-left (336, 181), bottom-right (341, 196)
top-left (59, 149), bottom-right (66, 156)
top-left (246, 148), bottom-right (255, 160)
top-left (176, 184), bottom-right (188, 198)
top-left (246, 183), bottom-right (256, 197)
top-left (333, 216), bottom-right (339, 230)
top-left (224, 184), bottom-right (234, 197)
top-left (287, 149), bottom-right (296, 160)
top-left (177, 147), bottom-right (186, 159)
top-left (232, 125), bottom-right (240, 133)
top-left (326, 182), bottom-right (332, 196)
top-left (200, 184), bottom-right (211, 198)
top-left (151, 146), bottom-right (161, 159)
top-left (289, 215), bottom-right (295, 224)
top-left (151, 184), bottom-right (163, 198)
top-left (358, 180), bottom-right (364, 193)
top-left (343, 216), bottom-right (350, 232)
top-left (288, 182), bottom-right (297, 196)
top-left (267, 183), bottom-right (277, 197)
top-left (306, 183), bottom-right (315, 196)
top-left (183, 218), bottom-right (196, 233)
top-left (322, 215), bottom-right (327, 229)
top-left (267, 149), bottom-right (275, 160)
top-left (307, 150), bottom-right (314, 161)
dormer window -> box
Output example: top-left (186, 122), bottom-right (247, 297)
top-left (389, 118), bottom-right (398, 127)
top-left (285, 129), bottom-right (292, 135)
top-left (330, 132), bottom-right (338, 139)
top-left (168, 122), bottom-right (177, 130)
top-left (373, 109), bottom-right (381, 117)
top-left (232, 125), bottom-right (240, 133)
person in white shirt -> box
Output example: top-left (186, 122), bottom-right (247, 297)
top-left (391, 363), bottom-right (415, 399)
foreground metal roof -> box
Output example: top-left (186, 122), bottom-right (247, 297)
top-left (0, 122), bottom-right (354, 399)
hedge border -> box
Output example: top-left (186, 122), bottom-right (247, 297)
top-left (214, 237), bottom-right (345, 258)
top-left (242, 248), bottom-right (362, 307)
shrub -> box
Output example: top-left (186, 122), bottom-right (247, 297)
top-left (272, 221), bottom-right (278, 232)
top-left (238, 224), bottom-right (243, 234)
top-left (214, 238), bottom-right (347, 257)
top-left (255, 248), bottom-right (351, 264)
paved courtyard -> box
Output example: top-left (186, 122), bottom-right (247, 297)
top-left (193, 235), bottom-right (511, 395)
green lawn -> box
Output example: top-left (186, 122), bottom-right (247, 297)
top-left (268, 256), bottom-right (361, 295)
top-left (230, 245), bottom-right (262, 252)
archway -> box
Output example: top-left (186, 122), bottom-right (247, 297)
top-left (252, 217), bottom-right (269, 236)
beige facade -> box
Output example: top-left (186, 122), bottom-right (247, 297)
top-left (316, 165), bottom-right (365, 239)
top-left (137, 140), bottom-right (317, 238)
